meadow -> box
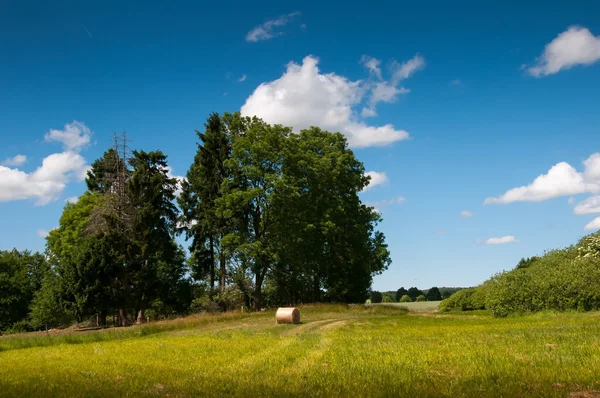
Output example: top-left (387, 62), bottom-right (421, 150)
top-left (1, 305), bottom-right (600, 397)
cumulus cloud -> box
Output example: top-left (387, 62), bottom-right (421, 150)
top-left (460, 210), bottom-right (473, 218)
top-left (527, 26), bottom-right (600, 77)
top-left (478, 235), bottom-right (518, 245)
top-left (37, 229), bottom-right (50, 238)
top-left (44, 121), bottom-right (92, 152)
top-left (363, 171), bottom-right (389, 191)
top-left (238, 74), bottom-right (247, 82)
top-left (246, 12), bottom-right (300, 42)
top-left (584, 216), bottom-right (600, 230)
top-left (485, 153), bottom-right (600, 204)
top-left (2, 154), bottom-right (27, 166)
top-left (0, 151), bottom-right (89, 205)
top-left (573, 196), bottom-right (600, 215)
top-left (241, 55), bottom-right (411, 147)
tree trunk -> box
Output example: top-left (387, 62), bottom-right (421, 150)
top-left (254, 273), bottom-right (264, 311)
top-left (209, 235), bottom-right (215, 293)
top-left (220, 250), bottom-right (226, 294)
top-left (100, 309), bottom-right (107, 328)
top-left (136, 308), bottom-right (144, 325)
top-left (119, 308), bottom-right (127, 327)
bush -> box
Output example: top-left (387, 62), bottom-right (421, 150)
top-left (214, 285), bottom-right (245, 311)
top-left (399, 295), bottom-right (412, 303)
top-left (382, 295), bottom-right (393, 303)
top-left (416, 295), bottom-right (427, 302)
top-left (370, 291), bottom-right (383, 303)
top-left (190, 296), bottom-right (221, 313)
top-left (439, 287), bottom-right (487, 312)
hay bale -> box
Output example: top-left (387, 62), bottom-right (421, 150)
top-left (276, 307), bottom-right (300, 324)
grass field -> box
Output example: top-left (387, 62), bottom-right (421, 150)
top-left (375, 300), bottom-right (442, 312)
top-left (1, 305), bottom-right (600, 397)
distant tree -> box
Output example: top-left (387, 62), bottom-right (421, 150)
top-left (416, 294), bottom-right (427, 302)
top-left (370, 291), bottom-right (383, 303)
top-left (29, 267), bottom-right (73, 330)
top-left (515, 256), bottom-right (540, 270)
top-left (407, 287), bottom-right (424, 301)
top-left (426, 287), bottom-right (442, 301)
top-left (395, 287), bottom-right (408, 302)
top-left (399, 295), bottom-right (412, 303)
top-left (0, 250), bottom-right (47, 332)
top-left (382, 295), bottom-right (393, 303)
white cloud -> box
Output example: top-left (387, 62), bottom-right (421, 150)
top-left (361, 107), bottom-right (377, 118)
top-left (391, 54), bottom-right (426, 85)
top-left (37, 229), bottom-right (49, 238)
top-left (460, 210), bottom-right (473, 218)
top-left (44, 121), bottom-right (92, 152)
top-left (0, 151), bottom-right (89, 205)
top-left (363, 171), bottom-right (389, 191)
top-left (574, 196), bottom-right (600, 215)
top-left (478, 235), bottom-right (518, 245)
top-left (366, 196), bottom-right (406, 207)
top-left (238, 74), bottom-right (247, 82)
top-left (2, 154), bottom-right (27, 166)
top-left (164, 166), bottom-right (186, 196)
top-left (246, 12), bottom-right (300, 42)
top-left (360, 55), bottom-right (382, 80)
top-left (241, 55), bottom-right (411, 147)
top-left (484, 153), bottom-right (600, 204)
top-left (584, 216), bottom-right (600, 230)
top-left (528, 26), bottom-right (600, 77)
top-left (568, 196), bottom-right (576, 205)
top-left (65, 196), bottom-right (80, 204)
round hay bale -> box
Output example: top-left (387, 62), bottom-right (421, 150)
top-left (276, 307), bottom-right (300, 324)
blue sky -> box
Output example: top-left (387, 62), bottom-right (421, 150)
top-left (2, 1), bottom-right (600, 291)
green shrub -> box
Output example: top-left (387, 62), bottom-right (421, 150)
top-left (399, 295), bottom-right (412, 303)
top-left (416, 295), bottom-right (427, 302)
top-left (439, 287), bottom-right (487, 312)
top-left (190, 296), bottom-right (221, 313)
top-left (214, 285), bottom-right (245, 311)
top-left (382, 295), bottom-right (393, 303)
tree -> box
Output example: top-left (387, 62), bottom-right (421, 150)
top-left (515, 256), bottom-right (540, 269)
top-left (395, 287), bottom-right (408, 302)
top-left (179, 113), bottom-right (232, 294)
top-left (128, 150), bottom-right (180, 324)
top-left (85, 148), bottom-right (124, 194)
top-left (0, 250), bottom-right (47, 332)
top-left (370, 291), bottom-right (383, 303)
top-left (399, 295), bottom-right (412, 303)
top-left (408, 287), bottom-right (424, 301)
top-left (416, 294), bottom-right (427, 302)
top-left (29, 265), bottom-right (73, 330)
top-left (426, 287), bottom-right (442, 301)
top-left (219, 118), bottom-right (291, 311)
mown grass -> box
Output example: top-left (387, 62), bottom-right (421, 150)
top-left (1, 305), bottom-right (600, 397)
top-left (375, 300), bottom-right (442, 312)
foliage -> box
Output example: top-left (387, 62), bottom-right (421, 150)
top-left (407, 287), bottom-right (424, 301)
top-left (399, 295), bottom-right (412, 303)
top-left (382, 295), bottom-right (393, 303)
top-left (370, 291), bottom-right (383, 303)
top-left (0, 249), bottom-right (47, 332)
top-left (426, 287), bottom-right (442, 301)
top-left (416, 294), bottom-right (427, 302)
top-left (395, 287), bottom-right (408, 302)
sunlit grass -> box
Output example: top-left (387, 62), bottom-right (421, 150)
top-left (1, 305), bottom-right (600, 397)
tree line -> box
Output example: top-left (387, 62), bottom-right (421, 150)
top-left (368, 286), bottom-right (455, 304)
top-left (0, 112), bottom-right (391, 333)
top-left (439, 232), bottom-right (600, 316)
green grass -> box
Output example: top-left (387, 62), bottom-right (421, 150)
top-left (1, 305), bottom-right (600, 397)
top-left (375, 300), bottom-right (442, 312)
